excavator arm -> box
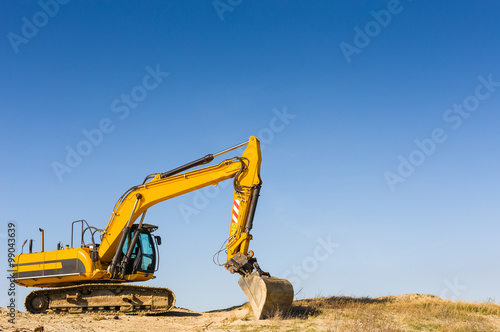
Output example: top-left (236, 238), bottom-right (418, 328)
top-left (99, 137), bottom-right (261, 271)
top-left (99, 136), bottom-right (293, 318)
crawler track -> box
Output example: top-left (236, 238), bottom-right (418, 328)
top-left (25, 283), bottom-right (175, 315)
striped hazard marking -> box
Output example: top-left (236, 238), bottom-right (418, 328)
top-left (232, 199), bottom-right (240, 223)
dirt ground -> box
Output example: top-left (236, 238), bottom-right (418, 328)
top-left (2, 294), bottom-right (500, 332)
top-left (1, 305), bottom-right (254, 332)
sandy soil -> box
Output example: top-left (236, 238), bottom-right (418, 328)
top-left (0, 305), bottom-right (253, 332)
top-left (2, 294), bottom-right (500, 332)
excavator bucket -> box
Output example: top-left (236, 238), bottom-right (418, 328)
top-left (238, 274), bottom-right (294, 319)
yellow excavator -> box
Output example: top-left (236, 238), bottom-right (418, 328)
top-left (13, 136), bottom-right (293, 319)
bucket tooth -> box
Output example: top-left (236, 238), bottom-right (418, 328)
top-left (238, 274), bottom-right (294, 319)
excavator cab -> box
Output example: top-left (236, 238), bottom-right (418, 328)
top-left (121, 224), bottom-right (159, 276)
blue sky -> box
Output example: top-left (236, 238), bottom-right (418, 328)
top-left (1, 1), bottom-right (500, 312)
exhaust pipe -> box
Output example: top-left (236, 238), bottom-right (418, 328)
top-left (39, 228), bottom-right (44, 252)
top-left (21, 239), bottom-right (27, 254)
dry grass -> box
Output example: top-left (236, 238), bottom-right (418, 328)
top-left (233, 294), bottom-right (500, 331)
top-left (296, 294), bottom-right (500, 331)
